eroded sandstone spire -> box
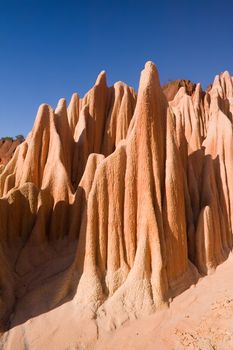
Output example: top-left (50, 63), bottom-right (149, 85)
top-left (0, 62), bottom-right (232, 345)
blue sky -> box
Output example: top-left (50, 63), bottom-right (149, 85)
top-left (0, 0), bottom-right (233, 137)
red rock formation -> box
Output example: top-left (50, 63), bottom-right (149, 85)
top-left (162, 79), bottom-right (197, 101)
top-left (0, 63), bottom-right (232, 349)
top-left (0, 137), bottom-right (24, 166)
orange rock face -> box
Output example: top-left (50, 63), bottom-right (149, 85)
top-left (0, 62), bottom-right (232, 347)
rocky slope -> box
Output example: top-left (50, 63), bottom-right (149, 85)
top-left (0, 62), bottom-right (232, 349)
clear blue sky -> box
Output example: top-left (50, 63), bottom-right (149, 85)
top-left (0, 0), bottom-right (233, 137)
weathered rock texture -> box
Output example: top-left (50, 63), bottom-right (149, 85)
top-left (163, 79), bottom-right (196, 101)
top-left (0, 62), bottom-right (232, 342)
top-left (0, 138), bottom-right (24, 166)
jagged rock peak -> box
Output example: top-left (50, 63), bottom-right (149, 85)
top-left (95, 70), bottom-right (107, 86)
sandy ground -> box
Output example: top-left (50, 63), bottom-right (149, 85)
top-left (2, 254), bottom-right (233, 350)
top-left (96, 254), bottom-right (233, 350)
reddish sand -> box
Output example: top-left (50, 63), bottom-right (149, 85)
top-left (95, 254), bottom-right (233, 350)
